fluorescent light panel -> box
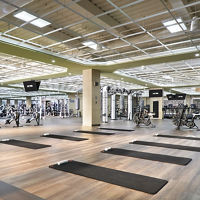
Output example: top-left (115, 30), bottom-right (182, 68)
top-left (163, 18), bottom-right (182, 26)
top-left (14, 11), bottom-right (36, 22)
top-left (14, 11), bottom-right (50, 28)
top-left (30, 18), bottom-right (51, 28)
top-left (82, 40), bottom-right (98, 50)
top-left (163, 18), bottom-right (187, 33)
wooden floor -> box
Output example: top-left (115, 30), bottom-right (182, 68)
top-left (0, 117), bottom-right (200, 200)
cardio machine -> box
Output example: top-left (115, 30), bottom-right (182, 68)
top-left (5, 109), bottom-right (21, 127)
top-left (26, 111), bottom-right (40, 126)
top-left (133, 107), bottom-right (155, 128)
top-left (172, 105), bottom-right (199, 130)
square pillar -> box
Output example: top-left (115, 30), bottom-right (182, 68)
top-left (14, 99), bottom-right (18, 107)
top-left (150, 97), bottom-right (163, 119)
top-left (82, 69), bottom-right (101, 126)
top-left (149, 89), bottom-right (163, 119)
top-left (7, 99), bottom-right (10, 105)
top-left (26, 96), bottom-right (32, 108)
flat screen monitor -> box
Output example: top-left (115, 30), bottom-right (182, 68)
top-left (167, 94), bottom-right (175, 100)
top-left (149, 89), bottom-right (163, 97)
top-left (23, 80), bottom-right (40, 92)
top-left (175, 93), bottom-right (186, 100)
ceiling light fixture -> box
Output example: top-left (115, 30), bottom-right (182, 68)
top-left (14, 11), bottom-right (37, 22)
top-left (14, 11), bottom-right (50, 28)
top-left (195, 53), bottom-right (200, 57)
top-left (163, 18), bottom-right (187, 33)
top-left (82, 40), bottom-right (98, 50)
top-left (162, 75), bottom-right (172, 79)
top-left (30, 18), bottom-right (51, 28)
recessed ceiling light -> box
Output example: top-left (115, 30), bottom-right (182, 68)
top-left (51, 59), bottom-right (55, 63)
top-left (163, 18), bottom-right (187, 33)
top-left (14, 11), bottom-right (50, 28)
top-left (30, 18), bottom-right (51, 28)
top-left (195, 53), bottom-right (200, 57)
top-left (163, 18), bottom-right (182, 26)
top-left (162, 75), bottom-right (172, 79)
top-left (14, 11), bottom-right (37, 22)
top-left (68, 73), bottom-right (72, 75)
top-left (82, 40), bottom-right (98, 50)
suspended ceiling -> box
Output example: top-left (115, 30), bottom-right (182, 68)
top-left (0, 0), bottom-right (200, 96)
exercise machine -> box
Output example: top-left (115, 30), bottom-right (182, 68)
top-left (5, 108), bottom-right (21, 127)
top-left (26, 111), bottom-right (40, 126)
top-left (172, 105), bottom-right (199, 130)
top-left (133, 107), bottom-right (155, 128)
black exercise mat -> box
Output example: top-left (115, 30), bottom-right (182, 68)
top-left (99, 127), bottom-right (134, 131)
top-left (74, 130), bottom-right (115, 135)
top-left (49, 160), bottom-right (168, 194)
top-left (102, 148), bottom-right (191, 165)
top-left (0, 139), bottom-right (51, 149)
top-left (130, 140), bottom-right (200, 152)
top-left (0, 181), bottom-right (45, 200)
top-left (155, 134), bottom-right (200, 141)
top-left (41, 134), bottom-right (88, 141)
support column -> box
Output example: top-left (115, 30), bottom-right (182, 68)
top-left (111, 94), bottom-right (116, 120)
top-left (7, 99), bottom-right (10, 105)
top-left (149, 89), bottom-right (163, 119)
top-left (26, 96), bottom-right (32, 108)
top-left (185, 95), bottom-right (191, 106)
top-left (128, 94), bottom-right (133, 120)
top-left (82, 69), bottom-right (100, 127)
top-left (150, 97), bottom-right (163, 119)
top-left (14, 99), bottom-right (18, 107)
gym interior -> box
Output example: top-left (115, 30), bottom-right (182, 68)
top-left (0, 0), bottom-right (200, 199)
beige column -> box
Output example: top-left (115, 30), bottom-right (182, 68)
top-left (14, 99), bottom-right (18, 107)
top-left (185, 95), bottom-right (191, 106)
top-left (26, 96), bottom-right (32, 108)
top-left (82, 69), bottom-right (101, 126)
top-left (7, 99), bottom-right (10, 105)
top-left (150, 97), bottom-right (163, 119)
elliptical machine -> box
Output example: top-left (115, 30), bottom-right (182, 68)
top-left (26, 111), bottom-right (40, 126)
top-left (172, 105), bottom-right (199, 130)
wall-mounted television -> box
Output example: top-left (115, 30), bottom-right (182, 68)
top-left (23, 80), bottom-right (40, 92)
top-left (149, 89), bottom-right (163, 97)
top-left (175, 93), bottom-right (186, 100)
top-left (167, 94), bottom-right (176, 100)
